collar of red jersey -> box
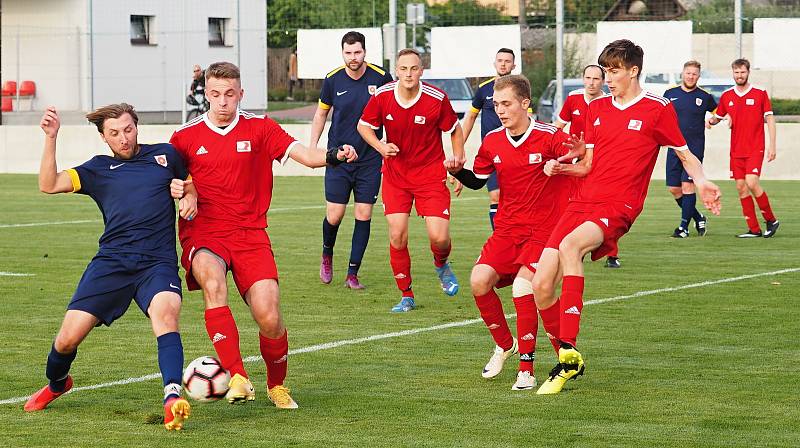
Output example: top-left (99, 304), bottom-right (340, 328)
top-left (504, 118), bottom-right (535, 148)
top-left (611, 89), bottom-right (647, 111)
top-left (203, 110), bottom-right (241, 136)
top-left (733, 85), bottom-right (753, 97)
top-left (394, 82), bottom-right (424, 109)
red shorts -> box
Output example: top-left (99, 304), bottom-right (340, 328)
top-left (730, 152), bottom-right (764, 179)
top-left (545, 202), bottom-right (637, 261)
top-left (381, 177), bottom-right (451, 219)
top-left (180, 225), bottom-right (278, 297)
top-left (476, 232), bottom-right (545, 288)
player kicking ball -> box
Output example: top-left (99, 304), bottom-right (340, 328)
top-left (446, 75), bottom-right (576, 390)
top-left (358, 49), bottom-right (466, 312)
top-left (25, 104), bottom-right (197, 431)
top-left (532, 40), bottom-right (721, 395)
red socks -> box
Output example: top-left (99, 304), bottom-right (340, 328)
top-left (259, 330), bottom-right (288, 389)
top-left (755, 192), bottom-right (776, 222)
top-left (389, 244), bottom-right (413, 294)
top-left (538, 298), bottom-right (561, 354)
top-left (513, 294), bottom-right (538, 373)
top-left (559, 276), bottom-right (585, 347)
top-left (474, 291), bottom-right (513, 351)
top-left (740, 196), bottom-right (761, 232)
top-left (204, 306), bottom-right (247, 378)
top-left (431, 242), bottom-right (451, 268)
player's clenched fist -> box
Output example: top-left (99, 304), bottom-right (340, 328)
top-left (170, 178), bottom-right (192, 199)
top-left (443, 156), bottom-right (465, 174)
top-left (40, 106), bottom-right (60, 138)
top-left (379, 142), bottom-right (400, 158)
top-left (543, 159), bottom-right (563, 176)
top-left (337, 144), bottom-right (358, 163)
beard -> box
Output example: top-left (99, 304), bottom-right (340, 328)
top-left (348, 60), bottom-right (365, 71)
top-left (735, 75), bottom-right (749, 86)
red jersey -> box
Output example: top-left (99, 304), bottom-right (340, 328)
top-left (360, 81), bottom-right (459, 188)
top-left (714, 85), bottom-right (773, 158)
top-left (556, 89), bottom-right (594, 137)
top-left (169, 111), bottom-right (298, 229)
top-left (473, 120), bottom-right (571, 241)
top-left (581, 91), bottom-right (687, 213)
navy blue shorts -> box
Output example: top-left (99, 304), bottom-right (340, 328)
top-left (485, 172), bottom-right (499, 192)
top-left (325, 162), bottom-right (382, 204)
top-left (666, 147), bottom-right (704, 187)
top-left (68, 254), bottom-right (182, 326)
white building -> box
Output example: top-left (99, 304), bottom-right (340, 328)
top-left (1, 0), bottom-right (267, 112)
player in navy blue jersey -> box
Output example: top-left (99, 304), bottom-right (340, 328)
top-left (664, 60), bottom-right (718, 238)
top-left (25, 104), bottom-right (196, 431)
top-left (461, 48), bottom-right (516, 230)
top-left (310, 31), bottom-right (394, 289)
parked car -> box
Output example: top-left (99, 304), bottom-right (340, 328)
top-left (535, 78), bottom-right (609, 123)
top-left (421, 72), bottom-right (474, 118)
top-left (697, 77), bottom-right (735, 104)
top-left (642, 71), bottom-right (731, 100)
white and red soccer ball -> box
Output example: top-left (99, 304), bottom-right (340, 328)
top-left (182, 356), bottom-right (230, 402)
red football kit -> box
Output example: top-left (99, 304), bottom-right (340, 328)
top-left (547, 90), bottom-right (688, 260)
top-left (714, 85), bottom-right (773, 179)
top-left (556, 89), bottom-right (593, 138)
top-left (170, 111), bottom-right (298, 294)
top-left (473, 120), bottom-right (571, 283)
top-left (360, 81), bottom-right (459, 219)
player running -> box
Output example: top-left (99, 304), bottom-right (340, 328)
top-left (708, 58), bottom-right (779, 238)
top-left (25, 104), bottom-right (196, 431)
top-left (460, 48), bottom-right (517, 230)
top-left (310, 31), bottom-right (393, 289)
top-left (663, 60), bottom-right (717, 238)
top-left (553, 64), bottom-right (624, 269)
top-left (169, 62), bottom-right (357, 408)
top-left (532, 40), bottom-right (721, 395)
top-left (358, 48), bottom-right (466, 312)
top-left (446, 75), bottom-right (575, 391)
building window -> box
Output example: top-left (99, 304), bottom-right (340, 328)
top-left (209, 18), bottom-right (231, 47)
top-left (131, 15), bottom-right (155, 45)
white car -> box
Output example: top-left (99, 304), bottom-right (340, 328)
top-left (420, 72), bottom-right (474, 118)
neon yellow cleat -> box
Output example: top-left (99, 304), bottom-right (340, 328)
top-left (164, 397), bottom-right (191, 431)
top-left (226, 373), bottom-right (255, 404)
top-left (268, 385), bottom-right (299, 409)
top-left (536, 347), bottom-right (585, 395)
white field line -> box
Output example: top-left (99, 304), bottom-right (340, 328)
top-left (0, 272), bottom-right (35, 277)
top-left (0, 197), bottom-right (485, 229)
top-left (1, 267), bottom-right (796, 406)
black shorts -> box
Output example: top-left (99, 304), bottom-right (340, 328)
top-left (324, 161), bottom-right (382, 204)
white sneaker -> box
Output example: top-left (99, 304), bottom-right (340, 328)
top-left (511, 370), bottom-right (537, 391)
top-left (481, 338), bottom-right (518, 379)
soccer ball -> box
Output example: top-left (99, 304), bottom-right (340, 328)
top-left (182, 356), bottom-right (230, 402)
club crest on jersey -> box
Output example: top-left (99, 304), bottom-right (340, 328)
top-left (236, 141), bottom-right (252, 152)
top-left (154, 154), bottom-right (168, 167)
top-left (746, 98), bottom-right (755, 105)
top-left (414, 115), bottom-right (426, 125)
top-left (696, 98), bottom-right (703, 107)
top-left (368, 85), bottom-right (377, 95)
top-left (628, 119), bottom-right (642, 131)
top-left (529, 153), bottom-right (542, 164)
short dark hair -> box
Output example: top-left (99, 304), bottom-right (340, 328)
top-left (583, 64), bottom-right (606, 78)
top-left (86, 103), bottom-right (138, 134)
top-left (598, 39), bottom-right (644, 79)
top-left (497, 48), bottom-right (515, 61)
top-left (732, 58), bottom-right (750, 70)
top-left (206, 61), bottom-right (240, 82)
top-left (684, 60), bottom-right (701, 70)
top-left (397, 48), bottom-right (420, 59)
top-left (494, 74), bottom-right (531, 101)
top-left (342, 31), bottom-right (366, 50)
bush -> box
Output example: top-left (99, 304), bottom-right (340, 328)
top-left (771, 98), bottom-right (800, 116)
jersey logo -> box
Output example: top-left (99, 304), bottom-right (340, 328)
top-left (236, 141), bottom-right (252, 152)
top-left (696, 98), bottom-right (703, 107)
top-left (529, 153), bottom-right (542, 164)
top-left (109, 163), bottom-right (126, 170)
top-left (368, 85), bottom-right (377, 95)
top-left (746, 98), bottom-right (755, 105)
top-left (196, 146), bottom-right (208, 155)
top-left (414, 115), bottom-right (426, 125)
top-left (386, 114), bottom-right (394, 121)
top-left (594, 117), bottom-right (600, 126)
top-left (493, 155), bottom-right (502, 163)
top-left (336, 90), bottom-right (348, 96)
top-left (728, 101), bottom-right (734, 106)
top-left (486, 95), bottom-right (493, 100)
top-left (573, 109), bottom-right (580, 116)
top-left (627, 119), bottom-right (642, 131)
top-left (669, 97), bottom-right (678, 101)
top-left (154, 154), bottom-right (168, 167)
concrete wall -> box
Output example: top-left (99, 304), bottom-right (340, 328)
top-left (567, 32), bottom-right (800, 99)
top-left (2, 122), bottom-right (798, 180)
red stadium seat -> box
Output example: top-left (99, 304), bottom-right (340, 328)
top-left (1, 97), bottom-right (12, 112)
top-left (19, 81), bottom-right (36, 97)
top-left (1, 80), bottom-right (16, 97)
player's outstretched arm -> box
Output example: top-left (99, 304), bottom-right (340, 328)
top-left (675, 149), bottom-right (721, 215)
top-left (309, 105), bottom-right (331, 149)
top-left (766, 114), bottom-right (777, 162)
top-left (38, 107), bottom-right (74, 194)
top-left (449, 123), bottom-right (467, 164)
top-left (460, 110), bottom-right (478, 141)
top-left (545, 147), bottom-right (593, 177)
top-left (289, 144), bottom-right (357, 168)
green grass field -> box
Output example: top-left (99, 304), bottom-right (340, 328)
top-left (1, 174), bottom-right (798, 447)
